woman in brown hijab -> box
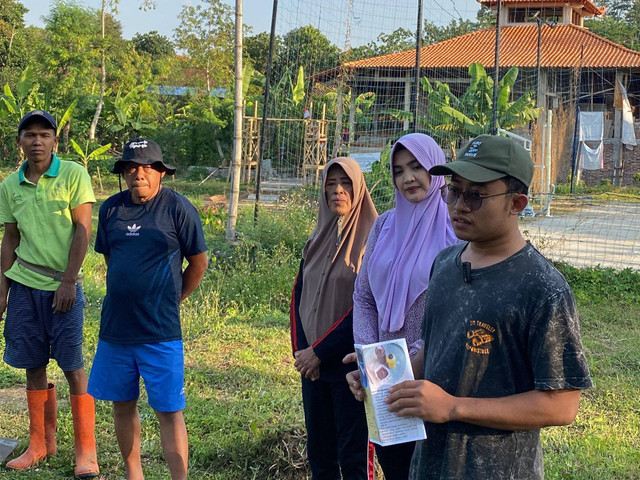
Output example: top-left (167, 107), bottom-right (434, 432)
top-left (290, 157), bottom-right (377, 479)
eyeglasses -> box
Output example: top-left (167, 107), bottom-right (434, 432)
top-left (440, 184), bottom-right (515, 211)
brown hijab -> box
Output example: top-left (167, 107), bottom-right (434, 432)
top-left (299, 157), bottom-right (378, 345)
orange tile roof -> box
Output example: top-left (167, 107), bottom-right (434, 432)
top-left (479, 0), bottom-right (606, 16)
top-left (343, 24), bottom-right (640, 70)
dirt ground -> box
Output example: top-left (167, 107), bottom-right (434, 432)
top-left (521, 200), bottom-right (640, 270)
top-left (0, 386), bottom-right (26, 411)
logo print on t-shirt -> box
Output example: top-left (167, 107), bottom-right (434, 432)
top-left (126, 223), bottom-right (141, 236)
top-left (466, 320), bottom-right (495, 355)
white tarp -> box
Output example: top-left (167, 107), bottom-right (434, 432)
top-left (618, 79), bottom-right (638, 148)
top-left (579, 142), bottom-right (604, 170)
top-left (579, 111), bottom-right (604, 142)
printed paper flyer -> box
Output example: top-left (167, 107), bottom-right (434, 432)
top-left (354, 338), bottom-right (427, 446)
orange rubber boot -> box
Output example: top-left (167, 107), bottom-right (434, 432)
top-left (70, 393), bottom-right (99, 479)
top-left (6, 388), bottom-right (48, 470)
top-left (45, 383), bottom-right (57, 456)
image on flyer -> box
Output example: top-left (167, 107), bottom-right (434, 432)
top-left (355, 338), bottom-right (426, 446)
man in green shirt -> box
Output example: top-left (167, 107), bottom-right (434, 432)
top-left (0, 110), bottom-right (99, 478)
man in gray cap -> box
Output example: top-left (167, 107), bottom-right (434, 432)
top-left (379, 135), bottom-right (592, 478)
top-left (88, 138), bottom-right (208, 480)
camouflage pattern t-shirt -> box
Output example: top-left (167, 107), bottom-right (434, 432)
top-left (410, 242), bottom-right (592, 480)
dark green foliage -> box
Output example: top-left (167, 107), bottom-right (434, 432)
top-left (132, 30), bottom-right (175, 57)
top-left (155, 94), bottom-right (234, 167)
top-left (0, 0), bottom-right (29, 86)
top-left (185, 166), bottom-right (210, 182)
top-left (275, 25), bottom-right (340, 79)
top-left (244, 32), bottom-right (282, 75)
top-left (584, 0), bottom-right (640, 51)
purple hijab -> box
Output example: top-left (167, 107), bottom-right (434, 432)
top-left (368, 133), bottom-right (458, 332)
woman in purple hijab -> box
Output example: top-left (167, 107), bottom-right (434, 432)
top-left (352, 133), bottom-right (458, 479)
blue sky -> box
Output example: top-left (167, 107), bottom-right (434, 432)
top-left (24, 1), bottom-right (274, 39)
top-left (23, 0), bottom-right (482, 48)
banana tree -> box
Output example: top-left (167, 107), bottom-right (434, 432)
top-left (319, 89), bottom-right (376, 128)
top-left (384, 62), bottom-right (540, 159)
top-left (1, 67), bottom-right (78, 162)
top-left (291, 66), bottom-right (305, 106)
top-left (59, 139), bottom-right (112, 170)
top-left (105, 85), bottom-right (156, 149)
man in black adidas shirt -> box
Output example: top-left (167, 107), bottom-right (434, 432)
top-left (88, 138), bottom-right (208, 480)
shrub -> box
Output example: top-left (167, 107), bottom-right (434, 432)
top-left (554, 262), bottom-right (640, 305)
top-left (186, 166), bottom-right (210, 182)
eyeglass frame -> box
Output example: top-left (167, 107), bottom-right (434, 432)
top-left (440, 184), bottom-right (517, 211)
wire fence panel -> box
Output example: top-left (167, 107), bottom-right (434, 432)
top-left (522, 197), bottom-right (640, 270)
top-left (241, 0), bottom-right (640, 271)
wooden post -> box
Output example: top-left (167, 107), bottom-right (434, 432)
top-left (349, 92), bottom-right (356, 154)
top-left (96, 166), bottom-right (103, 192)
top-left (333, 80), bottom-right (344, 158)
top-left (404, 72), bottom-right (412, 131)
top-left (544, 109), bottom-right (553, 216)
top-left (317, 104), bottom-right (327, 187)
top-left (613, 71), bottom-right (625, 186)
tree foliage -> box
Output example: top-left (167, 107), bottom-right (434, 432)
top-left (276, 25), bottom-right (340, 79)
top-left (347, 12), bottom-right (495, 61)
top-left (584, 0), bottom-right (640, 51)
top-left (132, 30), bottom-right (175, 58)
top-left (0, 0), bottom-right (29, 85)
top-left (244, 32), bottom-right (282, 75)
top-left (36, 1), bottom-right (101, 107)
top-left (174, 0), bottom-right (235, 91)
top-left (0, 1), bottom-right (518, 171)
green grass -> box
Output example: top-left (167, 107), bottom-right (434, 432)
top-left (553, 181), bottom-right (640, 202)
top-left (0, 179), bottom-right (639, 479)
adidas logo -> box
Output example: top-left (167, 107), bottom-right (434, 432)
top-left (126, 224), bottom-right (141, 236)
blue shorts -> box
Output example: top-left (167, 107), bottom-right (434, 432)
top-left (3, 281), bottom-right (85, 371)
top-left (88, 340), bottom-right (185, 412)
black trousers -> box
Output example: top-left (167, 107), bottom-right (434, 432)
top-left (302, 375), bottom-right (372, 480)
top-left (374, 441), bottom-right (416, 480)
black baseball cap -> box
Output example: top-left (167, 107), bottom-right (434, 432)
top-left (429, 134), bottom-right (534, 187)
top-left (18, 110), bottom-right (58, 134)
top-left (112, 138), bottom-right (176, 175)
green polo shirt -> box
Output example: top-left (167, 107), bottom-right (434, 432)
top-left (0, 154), bottom-right (96, 291)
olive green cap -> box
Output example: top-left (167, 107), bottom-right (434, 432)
top-left (429, 134), bottom-right (534, 187)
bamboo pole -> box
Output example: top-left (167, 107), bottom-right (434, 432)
top-left (226, 0), bottom-right (243, 242)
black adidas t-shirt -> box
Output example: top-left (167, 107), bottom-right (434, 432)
top-left (95, 187), bottom-right (207, 344)
top-left (410, 242), bottom-right (592, 480)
